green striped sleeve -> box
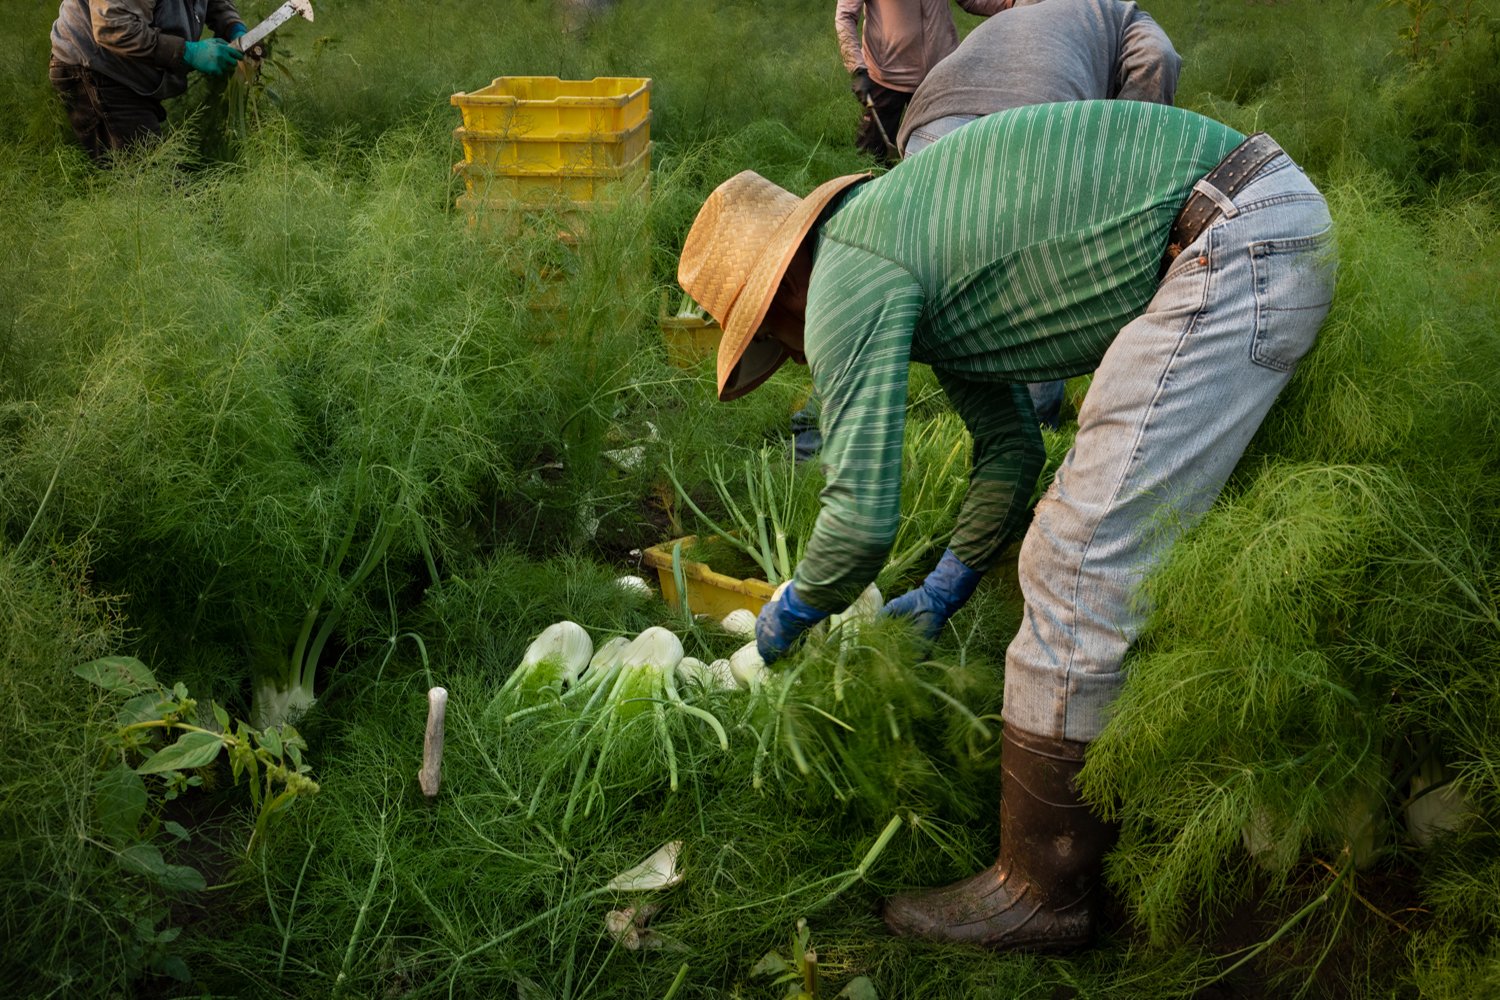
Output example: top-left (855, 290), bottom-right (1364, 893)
top-left (934, 372), bottom-right (1044, 571)
top-left (795, 245), bottom-right (924, 612)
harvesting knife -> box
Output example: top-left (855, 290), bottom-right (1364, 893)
top-left (860, 94), bottom-right (898, 160)
top-left (234, 0), bottom-right (315, 53)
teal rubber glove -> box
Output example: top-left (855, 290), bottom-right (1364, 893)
top-left (183, 38), bottom-right (244, 76)
top-left (880, 549), bottom-right (983, 641)
top-left (226, 22), bottom-right (247, 41)
top-left (755, 581), bottom-right (829, 664)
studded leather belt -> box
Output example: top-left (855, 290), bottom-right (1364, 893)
top-left (1161, 132), bottom-right (1285, 275)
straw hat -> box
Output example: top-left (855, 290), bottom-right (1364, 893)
top-left (678, 170), bottom-right (871, 401)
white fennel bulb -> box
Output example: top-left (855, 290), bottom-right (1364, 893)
top-left (720, 608), bottom-right (757, 639)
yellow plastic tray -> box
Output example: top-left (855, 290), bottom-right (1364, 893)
top-left (658, 290), bottom-right (721, 367)
top-left (454, 114), bottom-right (651, 173)
top-left (455, 174), bottom-right (651, 236)
top-left (456, 192), bottom-right (595, 238)
top-left (662, 323), bottom-right (723, 368)
top-left (642, 535), bottom-right (779, 618)
top-left (455, 143), bottom-right (651, 203)
top-left (450, 76), bottom-right (651, 136)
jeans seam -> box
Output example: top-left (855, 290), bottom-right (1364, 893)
top-left (1193, 194), bottom-right (1324, 264)
top-left (1234, 192), bottom-right (1324, 213)
top-left (1245, 156), bottom-right (1293, 184)
top-left (1248, 229), bottom-right (1334, 372)
top-left (1061, 227), bottom-right (1212, 705)
top-left (1251, 230), bottom-right (1333, 253)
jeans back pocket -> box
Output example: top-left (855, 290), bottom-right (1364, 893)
top-left (1250, 229), bottom-right (1337, 372)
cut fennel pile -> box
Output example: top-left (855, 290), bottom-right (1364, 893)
top-left (479, 580), bottom-right (970, 828)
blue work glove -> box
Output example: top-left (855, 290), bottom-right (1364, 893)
top-left (755, 581), bottom-right (829, 664)
top-left (880, 549), bottom-right (984, 642)
top-left (183, 38), bottom-right (244, 76)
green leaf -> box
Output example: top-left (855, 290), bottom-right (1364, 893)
top-left (837, 977), bottom-right (878, 1000)
top-left (259, 726), bottom-right (284, 758)
top-left (136, 731), bottom-right (225, 774)
top-left (118, 691), bottom-right (169, 727)
top-left (261, 790), bottom-right (295, 822)
top-left (246, 755), bottom-right (262, 808)
top-left (95, 764), bottom-right (147, 844)
top-left (157, 862), bottom-right (206, 892)
top-left (74, 656), bottom-right (157, 695)
top-left (212, 702), bottom-right (231, 733)
top-left (751, 952), bottom-right (791, 977)
top-left (118, 842), bottom-right (164, 877)
top-left (163, 821), bottom-right (190, 842)
top-left (161, 955), bottom-right (191, 982)
top-left (117, 842), bottom-right (203, 890)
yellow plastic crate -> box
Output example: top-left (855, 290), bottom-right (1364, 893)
top-left (455, 173), bottom-right (651, 236)
top-left (456, 192), bottom-right (595, 239)
top-left (450, 76), bottom-right (651, 136)
top-left (454, 114), bottom-right (651, 173)
top-left (662, 319), bottom-right (722, 368)
top-left (659, 290), bottom-right (721, 367)
top-left (641, 535), bottom-right (779, 618)
top-left (455, 143), bottom-right (651, 203)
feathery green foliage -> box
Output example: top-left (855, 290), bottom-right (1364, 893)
top-left (0, 544), bottom-right (137, 992)
top-left (1082, 163), bottom-right (1500, 974)
top-left (0, 0), bottom-right (1498, 995)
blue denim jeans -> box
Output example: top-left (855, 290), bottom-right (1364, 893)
top-left (791, 393), bottom-right (823, 462)
top-left (1002, 153), bottom-right (1337, 742)
top-left (901, 113), bottom-right (979, 157)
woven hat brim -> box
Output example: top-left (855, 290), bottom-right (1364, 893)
top-left (716, 173), bottom-right (872, 402)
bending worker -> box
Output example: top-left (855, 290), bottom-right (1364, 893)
top-left (836, 0), bottom-right (1012, 165)
top-left (677, 101), bottom-right (1336, 951)
top-left (50, 0), bottom-right (249, 162)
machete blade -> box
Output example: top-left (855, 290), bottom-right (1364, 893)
top-left (235, 0), bottom-right (315, 53)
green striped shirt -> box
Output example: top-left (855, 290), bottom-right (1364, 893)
top-left (795, 100), bottom-right (1243, 611)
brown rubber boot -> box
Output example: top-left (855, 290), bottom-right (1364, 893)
top-left (882, 725), bottom-right (1117, 951)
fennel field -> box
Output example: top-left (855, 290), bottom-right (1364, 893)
top-left (2, 1), bottom-right (1499, 997)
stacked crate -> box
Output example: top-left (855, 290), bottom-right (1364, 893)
top-left (658, 290), bottom-right (722, 368)
top-left (450, 76), bottom-right (652, 238)
top-left (451, 77), bottom-right (652, 342)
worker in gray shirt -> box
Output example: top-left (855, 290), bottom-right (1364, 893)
top-left (900, 0), bottom-right (1180, 429)
top-left (900, 0), bottom-right (1180, 155)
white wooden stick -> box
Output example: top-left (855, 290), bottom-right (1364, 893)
top-left (419, 687), bottom-right (448, 798)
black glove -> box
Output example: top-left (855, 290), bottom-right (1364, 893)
top-left (850, 68), bottom-right (877, 105)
